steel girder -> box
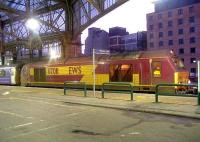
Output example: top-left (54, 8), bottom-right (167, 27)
top-left (0, 0), bottom-right (128, 58)
top-left (72, 0), bottom-right (129, 36)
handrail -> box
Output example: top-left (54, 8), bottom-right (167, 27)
top-left (102, 82), bottom-right (133, 100)
top-left (155, 83), bottom-right (199, 105)
top-left (64, 81), bottom-right (87, 97)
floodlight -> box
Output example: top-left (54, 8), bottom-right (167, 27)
top-left (26, 18), bottom-right (40, 32)
top-left (50, 48), bottom-right (60, 59)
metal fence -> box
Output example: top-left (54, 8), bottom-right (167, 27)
top-left (155, 83), bottom-right (199, 105)
top-left (64, 81), bottom-right (87, 97)
top-left (101, 82), bottom-right (133, 101)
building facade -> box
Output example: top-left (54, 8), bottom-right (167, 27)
top-left (122, 32), bottom-right (147, 52)
top-left (147, 0), bottom-right (200, 82)
top-left (109, 27), bottom-right (129, 53)
top-left (84, 27), bottom-right (109, 56)
top-left (109, 27), bottom-right (147, 53)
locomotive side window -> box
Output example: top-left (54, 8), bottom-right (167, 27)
top-left (152, 62), bottom-right (162, 78)
top-left (109, 64), bottom-right (133, 82)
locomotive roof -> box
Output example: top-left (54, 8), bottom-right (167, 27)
top-left (64, 50), bottom-right (172, 64)
top-left (27, 49), bottom-right (174, 66)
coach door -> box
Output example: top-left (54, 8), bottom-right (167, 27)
top-left (34, 68), bottom-right (46, 82)
top-left (109, 64), bottom-right (133, 82)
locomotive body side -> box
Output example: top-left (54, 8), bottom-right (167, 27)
top-left (21, 60), bottom-right (110, 88)
top-left (20, 50), bottom-right (189, 92)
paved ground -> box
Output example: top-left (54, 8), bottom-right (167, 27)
top-left (0, 86), bottom-right (200, 142)
top-left (1, 85), bottom-right (200, 118)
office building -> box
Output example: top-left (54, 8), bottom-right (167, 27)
top-left (147, 0), bottom-right (200, 81)
top-left (85, 27), bottom-right (109, 55)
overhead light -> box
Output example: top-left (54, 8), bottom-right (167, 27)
top-left (50, 48), bottom-right (60, 59)
top-left (26, 18), bottom-right (40, 33)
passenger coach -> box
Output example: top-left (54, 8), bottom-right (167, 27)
top-left (0, 64), bottom-right (22, 85)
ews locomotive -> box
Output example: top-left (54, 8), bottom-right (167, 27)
top-left (17, 50), bottom-right (189, 92)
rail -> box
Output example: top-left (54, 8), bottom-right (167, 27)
top-left (102, 82), bottom-right (133, 100)
top-left (64, 81), bottom-right (87, 97)
top-left (155, 83), bottom-right (199, 105)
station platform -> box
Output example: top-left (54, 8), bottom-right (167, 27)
top-left (0, 85), bottom-right (200, 119)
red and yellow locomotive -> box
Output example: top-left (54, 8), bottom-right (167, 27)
top-left (20, 50), bottom-right (189, 92)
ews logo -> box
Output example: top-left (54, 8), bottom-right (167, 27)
top-left (69, 66), bottom-right (81, 75)
top-left (48, 68), bottom-right (58, 75)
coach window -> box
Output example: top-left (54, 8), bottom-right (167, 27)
top-left (0, 70), bottom-right (6, 76)
top-left (152, 62), bottom-right (162, 78)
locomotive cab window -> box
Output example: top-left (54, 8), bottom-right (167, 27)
top-left (109, 64), bottom-right (133, 82)
top-left (152, 62), bottom-right (162, 78)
